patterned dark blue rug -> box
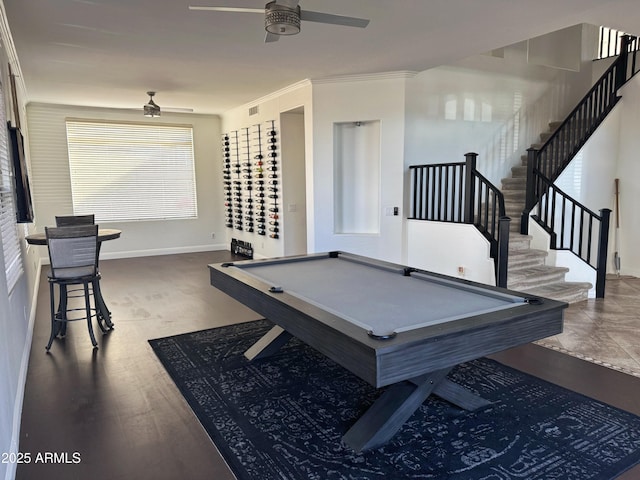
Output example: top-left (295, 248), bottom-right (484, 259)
top-left (149, 320), bottom-right (640, 480)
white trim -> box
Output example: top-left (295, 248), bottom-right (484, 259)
top-left (38, 244), bottom-right (229, 264)
top-left (311, 70), bottom-right (417, 84)
top-left (97, 244), bottom-right (229, 261)
top-left (0, 1), bottom-right (26, 96)
top-left (231, 79), bottom-right (312, 114)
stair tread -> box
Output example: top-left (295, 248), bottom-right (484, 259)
top-left (508, 250), bottom-right (548, 268)
top-left (509, 264), bottom-right (569, 277)
top-left (509, 248), bottom-right (548, 259)
top-left (502, 177), bottom-right (525, 183)
top-left (518, 281), bottom-right (592, 303)
top-left (502, 190), bottom-right (525, 198)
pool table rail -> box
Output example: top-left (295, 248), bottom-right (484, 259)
top-left (208, 252), bottom-right (566, 388)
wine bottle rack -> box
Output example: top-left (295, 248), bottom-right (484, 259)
top-left (222, 120), bottom-right (280, 241)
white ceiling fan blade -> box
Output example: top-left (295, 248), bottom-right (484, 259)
top-left (300, 10), bottom-right (369, 28)
top-left (264, 31), bottom-right (280, 43)
top-left (188, 6), bottom-right (264, 13)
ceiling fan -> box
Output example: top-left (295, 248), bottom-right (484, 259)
top-left (189, 0), bottom-right (370, 42)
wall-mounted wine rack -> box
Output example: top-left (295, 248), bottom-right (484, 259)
top-left (222, 120), bottom-right (280, 241)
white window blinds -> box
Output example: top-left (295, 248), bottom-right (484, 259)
top-left (65, 120), bottom-right (197, 222)
top-left (0, 82), bottom-right (24, 292)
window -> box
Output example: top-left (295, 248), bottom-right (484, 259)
top-left (0, 81), bottom-right (24, 292)
top-left (65, 120), bottom-right (197, 222)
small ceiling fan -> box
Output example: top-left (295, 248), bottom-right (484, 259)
top-left (189, 0), bottom-right (370, 43)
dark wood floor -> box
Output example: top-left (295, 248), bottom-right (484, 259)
top-left (16, 251), bottom-right (640, 479)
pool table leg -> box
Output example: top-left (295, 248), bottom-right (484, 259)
top-left (431, 378), bottom-right (491, 411)
top-left (244, 325), bottom-right (293, 361)
top-left (342, 367), bottom-right (452, 452)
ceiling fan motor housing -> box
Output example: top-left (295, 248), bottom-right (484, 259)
top-left (265, 1), bottom-right (301, 35)
top-left (144, 91), bottom-right (161, 117)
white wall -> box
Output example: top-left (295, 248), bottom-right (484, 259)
top-left (310, 73), bottom-right (408, 263)
top-left (280, 110), bottom-right (307, 256)
top-left (0, 21), bottom-right (38, 480)
top-left (403, 57), bottom-right (593, 187)
top-left (26, 104), bottom-right (224, 261)
top-left (407, 221), bottom-right (496, 285)
top-left (555, 101), bottom-right (620, 272)
top-left (615, 73), bottom-right (640, 277)
top-left (404, 65), bottom-right (549, 184)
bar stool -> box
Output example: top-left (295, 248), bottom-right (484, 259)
top-left (45, 225), bottom-right (104, 350)
top-left (55, 214), bottom-right (113, 330)
top-left (55, 214), bottom-right (95, 227)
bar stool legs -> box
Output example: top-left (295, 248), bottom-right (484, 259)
top-left (83, 282), bottom-right (98, 348)
top-left (46, 278), bottom-right (100, 351)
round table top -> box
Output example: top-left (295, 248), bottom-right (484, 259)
top-left (26, 228), bottom-right (122, 246)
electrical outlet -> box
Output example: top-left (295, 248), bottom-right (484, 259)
top-left (457, 266), bottom-right (465, 276)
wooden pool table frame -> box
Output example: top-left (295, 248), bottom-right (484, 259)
top-left (208, 251), bottom-right (566, 451)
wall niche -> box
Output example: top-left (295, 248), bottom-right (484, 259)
top-left (333, 120), bottom-right (381, 234)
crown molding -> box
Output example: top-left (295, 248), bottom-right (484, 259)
top-left (0, 1), bottom-right (27, 97)
top-left (233, 78), bottom-right (312, 114)
top-left (311, 71), bottom-right (418, 85)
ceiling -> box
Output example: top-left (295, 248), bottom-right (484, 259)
top-left (4, 0), bottom-right (640, 115)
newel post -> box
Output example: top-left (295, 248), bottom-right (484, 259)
top-left (496, 216), bottom-right (511, 288)
top-left (520, 147), bottom-right (538, 235)
top-left (615, 35), bottom-right (631, 94)
top-left (595, 208), bottom-right (612, 298)
top-left (463, 152), bottom-right (477, 225)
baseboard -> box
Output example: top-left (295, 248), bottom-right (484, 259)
top-left (6, 259), bottom-right (41, 480)
top-left (38, 244), bottom-right (229, 264)
top-left (99, 243), bottom-right (228, 260)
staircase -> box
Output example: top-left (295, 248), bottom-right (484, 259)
top-left (501, 122), bottom-right (592, 303)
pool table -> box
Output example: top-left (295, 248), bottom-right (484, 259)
top-left (208, 251), bottom-right (566, 452)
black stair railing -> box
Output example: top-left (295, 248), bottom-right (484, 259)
top-left (531, 172), bottom-right (611, 297)
top-left (521, 35), bottom-right (639, 298)
top-left (409, 152), bottom-right (510, 287)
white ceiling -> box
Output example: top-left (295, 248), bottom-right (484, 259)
top-left (4, 0), bottom-right (640, 115)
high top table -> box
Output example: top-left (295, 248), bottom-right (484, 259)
top-left (26, 228), bottom-right (121, 329)
top-left (26, 228), bottom-right (121, 246)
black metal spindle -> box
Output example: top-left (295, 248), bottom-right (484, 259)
top-left (550, 187), bottom-right (557, 237)
top-left (443, 165), bottom-right (450, 221)
top-left (570, 203), bottom-right (576, 251)
top-left (414, 167), bottom-right (421, 219)
top-left (490, 192), bottom-right (497, 237)
top-left (413, 167), bottom-right (419, 219)
top-left (559, 195), bottom-right (566, 249)
top-left (457, 164), bottom-right (464, 222)
top-left (429, 167), bottom-right (435, 220)
top-left (586, 215), bottom-right (594, 264)
top-left (578, 211), bottom-right (584, 259)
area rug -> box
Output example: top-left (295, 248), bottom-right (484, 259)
top-left (149, 320), bottom-right (640, 480)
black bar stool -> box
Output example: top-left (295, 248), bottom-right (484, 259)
top-left (45, 225), bottom-right (104, 350)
